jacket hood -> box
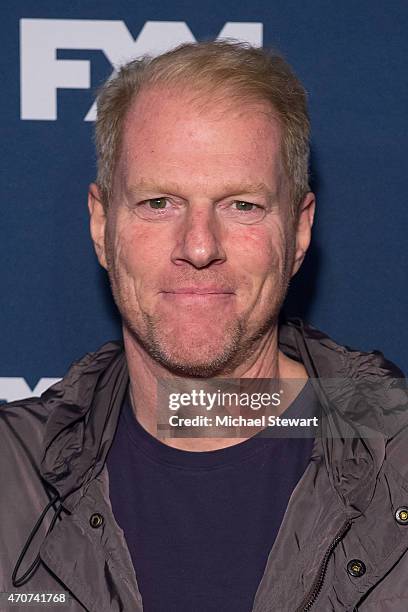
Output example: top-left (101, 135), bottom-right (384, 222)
top-left (40, 342), bottom-right (129, 507)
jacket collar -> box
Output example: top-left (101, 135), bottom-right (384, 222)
top-left (41, 342), bottom-right (128, 507)
top-left (40, 319), bottom-right (402, 514)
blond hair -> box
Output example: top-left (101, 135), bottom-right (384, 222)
top-left (95, 40), bottom-right (310, 215)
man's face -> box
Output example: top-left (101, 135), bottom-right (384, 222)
top-left (90, 86), bottom-right (313, 377)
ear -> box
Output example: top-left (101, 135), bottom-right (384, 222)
top-left (291, 192), bottom-right (316, 277)
top-left (88, 183), bottom-right (108, 270)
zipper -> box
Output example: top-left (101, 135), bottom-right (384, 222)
top-left (295, 519), bottom-right (352, 612)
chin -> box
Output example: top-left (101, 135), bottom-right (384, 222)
top-left (126, 313), bottom-right (248, 377)
top-left (150, 336), bottom-right (243, 378)
top-left (121, 297), bottom-right (281, 377)
top-left (157, 345), bottom-right (239, 377)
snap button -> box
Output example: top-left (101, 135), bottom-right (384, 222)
top-left (347, 559), bottom-right (366, 578)
top-left (395, 507), bottom-right (408, 525)
top-left (89, 513), bottom-right (104, 528)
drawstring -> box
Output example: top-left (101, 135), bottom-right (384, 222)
top-left (12, 491), bottom-right (68, 587)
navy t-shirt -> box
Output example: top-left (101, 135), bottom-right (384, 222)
top-left (106, 381), bottom-right (319, 612)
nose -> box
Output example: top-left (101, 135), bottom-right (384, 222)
top-left (171, 203), bottom-right (226, 269)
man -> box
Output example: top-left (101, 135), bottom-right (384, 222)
top-left (1, 40), bottom-right (407, 612)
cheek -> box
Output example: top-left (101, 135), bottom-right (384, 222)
top-left (106, 218), bottom-right (154, 284)
top-left (228, 224), bottom-right (287, 277)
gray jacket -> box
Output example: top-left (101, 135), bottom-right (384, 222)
top-left (1, 319), bottom-right (408, 611)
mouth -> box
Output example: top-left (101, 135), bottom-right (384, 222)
top-left (162, 286), bottom-right (235, 295)
top-left (160, 287), bottom-right (235, 304)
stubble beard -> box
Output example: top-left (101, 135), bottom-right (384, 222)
top-left (108, 273), bottom-right (288, 378)
top-left (123, 309), bottom-right (280, 378)
top-left (105, 233), bottom-right (295, 379)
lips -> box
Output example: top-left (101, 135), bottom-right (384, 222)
top-left (162, 286), bottom-right (235, 295)
top-left (160, 287), bottom-right (235, 305)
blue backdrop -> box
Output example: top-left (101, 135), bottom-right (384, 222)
top-left (1, 1), bottom-right (407, 402)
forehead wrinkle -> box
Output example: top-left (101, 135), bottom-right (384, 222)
top-left (126, 178), bottom-right (279, 199)
top-left (117, 90), bottom-right (288, 207)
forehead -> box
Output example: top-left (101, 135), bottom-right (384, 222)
top-left (117, 85), bottom-right (285, 193)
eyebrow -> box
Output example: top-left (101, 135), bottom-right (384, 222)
top-left (126, 179), bottom-right (278, 200)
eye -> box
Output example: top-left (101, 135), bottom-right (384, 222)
top-left (233, 201), bottom-right (259, 212)
top-left (146, 198), bottom-right (169, 210)
top-left (220, 200), bottom-right (266, 224)
top-left (133, 197), bottom-right (178, 220)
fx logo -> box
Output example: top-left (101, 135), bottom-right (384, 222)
top-left (20, 19), bottom-right (263, 121)
top-left (0, 377), bottom-right (60, 403)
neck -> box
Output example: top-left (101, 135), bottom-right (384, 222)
top-left (124, 324), bottom-right (308, 451)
